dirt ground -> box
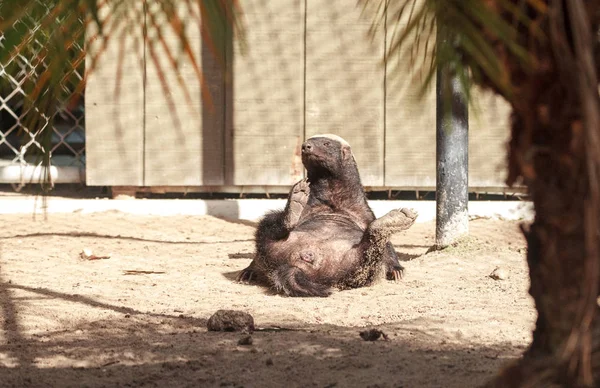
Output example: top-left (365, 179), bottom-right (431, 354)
top-left (0, 209), bottom-right (535, 387)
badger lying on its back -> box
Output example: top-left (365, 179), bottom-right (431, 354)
top-left (237, 134), bottom-right (417, 297)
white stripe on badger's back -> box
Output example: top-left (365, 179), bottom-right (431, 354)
top-left (307, 133), bottom-right (350, 148)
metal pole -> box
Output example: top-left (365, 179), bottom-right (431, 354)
top-left (435, 31), bottom-right (469, 249)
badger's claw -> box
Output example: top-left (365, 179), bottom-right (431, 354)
top-left (236, 267), bottom-right (256, 284)
top-left (386, 264), bottom-right (405, 282)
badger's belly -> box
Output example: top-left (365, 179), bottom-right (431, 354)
top-left (264, 219), bottom-right (364, 282)
top-left (291, 219), bottom-right (362, 254)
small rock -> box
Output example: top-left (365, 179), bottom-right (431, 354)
top-left (238, 335), bottom-right (253, 346)
top-left (80, 247), bottom-right (111, 261)
top-left (489, 266), bottom-right (508, 280)
top-left (80, 248), bottom-right (93, 259)
top-left (359, 329), bottom-right (389, 341)
top-left (265, 358), bottom-right (274, 366)
top-left (207, 310), bottom-right (255, 333)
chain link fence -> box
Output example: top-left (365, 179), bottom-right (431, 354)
top-left (0, 4), bottom-right (85, 188)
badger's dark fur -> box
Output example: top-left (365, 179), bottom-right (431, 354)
top-left (237, 134), bottom-right (417, 297)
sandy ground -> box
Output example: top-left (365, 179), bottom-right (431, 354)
top-left (0, 210), bottom-right (536, 387)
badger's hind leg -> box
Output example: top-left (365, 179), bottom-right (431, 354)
top-left (368, 208), bottom-right (418, 239)
top-left (341, 208), bottom-right (418, 289)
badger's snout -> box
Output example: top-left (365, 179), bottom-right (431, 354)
top-left (301, 142), bottom-right (313, 154)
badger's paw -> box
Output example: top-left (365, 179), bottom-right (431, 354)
top-left (284, 178), bottom-right (310, 229)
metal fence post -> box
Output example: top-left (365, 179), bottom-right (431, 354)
top-left (435, 31), bottom-right (469, 249)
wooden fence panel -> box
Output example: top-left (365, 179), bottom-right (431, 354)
top-left (85, 4), bottom-right (144, 186)
top-left (84, 1), bottom-right (513, 191)
top-left (469, 89), bottom-right (511, 189)
top-left (384, 0), bottom-right (437, 189)
top-left (225, 0), bottom-right (305, 185)
top-left (143, 1), bottom-right (225, 186)
top-left (305, 0), bottom-right (385, 186)
top-left (384, 0), bottom-right (511, 191)
top-left (384, 80), bottom-right (437, 188)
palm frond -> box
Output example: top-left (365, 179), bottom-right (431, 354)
top-left (363, 0), bottom-right (546, 107)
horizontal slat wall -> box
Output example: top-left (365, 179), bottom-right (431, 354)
top-left (226, 0), bottom-right (305, 185)
top-left (85, 4), bottom-right (144, 186)
top-left (305, 0), bottom-right (385, 186)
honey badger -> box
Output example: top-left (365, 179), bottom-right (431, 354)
top-left (237, 134), bottom-right (418, 297)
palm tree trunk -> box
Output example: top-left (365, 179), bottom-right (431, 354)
top-left (483, 0), bottom-right (600, 386)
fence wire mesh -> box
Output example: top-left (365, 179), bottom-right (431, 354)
top-left (0, 3), bottom-right (85, 186)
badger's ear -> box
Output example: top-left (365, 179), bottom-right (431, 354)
top-left (341, 145), bottom-right (352, 160)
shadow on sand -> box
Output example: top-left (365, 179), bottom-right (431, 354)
top-left (0, 278), bottom-right (520, 388)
